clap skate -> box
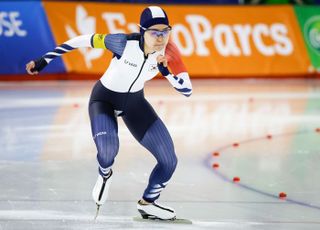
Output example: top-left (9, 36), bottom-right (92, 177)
top-left (92, 169), bottom-right (113, 220)
top-left (137, 199), bottom-right (176, 220)
top-left (134, 200), bottom-right (192, 224)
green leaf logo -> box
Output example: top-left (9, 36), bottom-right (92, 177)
top-left (304, 16), bottom-right (320, 55)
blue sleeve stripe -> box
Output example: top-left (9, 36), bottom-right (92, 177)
top-left (60, 44), bottom-right (74, 51)
top-left (43, 54), bottom-right (58, 59)
top-left (174, 87), bottom-right (192, 93)
top-left (105, 34), bottom-right (127, 57)
top-left (53, 48), bottom-right (66, 54)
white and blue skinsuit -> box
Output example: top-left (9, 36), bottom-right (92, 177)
top-left (33, 31), bottom-right (192, 203)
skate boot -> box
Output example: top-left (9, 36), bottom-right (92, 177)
top-left (137, 199), bottom-right (176, 220)
top-left (92, 169), bottom-right (113, 206)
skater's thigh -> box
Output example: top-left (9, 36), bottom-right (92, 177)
top-left (122, 98), bottom-right (158, 141)
top-left (89, 101), bottom-right (118, 135)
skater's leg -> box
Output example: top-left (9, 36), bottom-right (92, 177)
top-left (89, 101), bottom-right (119, 206)
top-left (137, 118), bottom-right (177, 220)
top-left (123, 98), bottom-right (177, 202)
top-left (89, 101), bottom-right (119, 176)
top-left (139, 118), bottom-right (177, 203)
top-left (123, 98), bottom-right (177, 219)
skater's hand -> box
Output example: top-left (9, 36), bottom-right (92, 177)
top-left (156, 55), bottom-right (167, 67)
top-left (26, 61), bottom-right (38, 75)
top-left (157, 55), bottom-right (170, 77)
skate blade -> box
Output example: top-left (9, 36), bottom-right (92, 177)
top-left (93, 204), bottom-right (101, 221)
top-left (133, 216), bottom-right (192, 224)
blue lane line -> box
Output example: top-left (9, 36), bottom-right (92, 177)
top-left (205, 155), bottom-right (320, 211)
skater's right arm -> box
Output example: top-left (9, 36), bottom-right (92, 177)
top-left (26, 33), bottom-right (127, 75)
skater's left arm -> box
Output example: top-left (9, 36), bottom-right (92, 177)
top-left (157, 40), bottom-right (192, 97)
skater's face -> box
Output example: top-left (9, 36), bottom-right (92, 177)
top-left (143, 24), bottom-right (171, 52)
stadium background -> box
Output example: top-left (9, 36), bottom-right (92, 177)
top-left (1, 0), bottom-right (320, 79)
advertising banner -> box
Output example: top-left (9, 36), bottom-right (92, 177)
top-left (42, 0), bottom-right (240, 4)
top-left (43, 2), bottom-right (310, 77)
top-left (295, 6), bottom-right (320, 72)
top-left (0, 1), bottom-right (65, 74)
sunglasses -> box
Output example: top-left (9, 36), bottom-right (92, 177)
top-left (139, 25), bottom-right (172, 38)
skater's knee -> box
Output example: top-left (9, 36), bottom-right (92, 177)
top-left (172, 155), bottom-right (178, 169)
top-left (96, 137), bottom-right (119, 168)
top-left (158, 153), bottom-right (177, 175)
top-left (169, 155), bottom-right (178, 173)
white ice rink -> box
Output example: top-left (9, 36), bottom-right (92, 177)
top-left (0, 79), bottom-right (320, 229)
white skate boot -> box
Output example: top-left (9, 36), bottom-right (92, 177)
top-left (137, 199), bottom-right (176, 220)
top-left (92, 169), bottom-right (113, 205)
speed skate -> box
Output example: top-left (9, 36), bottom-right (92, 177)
top-left (133, 216), bottom-right (192, 224)
top-left (134, 200), bottom-right (192, 224)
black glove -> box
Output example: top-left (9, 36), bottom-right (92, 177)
top-left (157, 62), bottom-right (170, 77)
top-left (30, 57), bottom-right (48, 73)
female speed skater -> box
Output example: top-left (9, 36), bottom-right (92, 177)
top-left (26, 6), bottom-right (192, 220)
